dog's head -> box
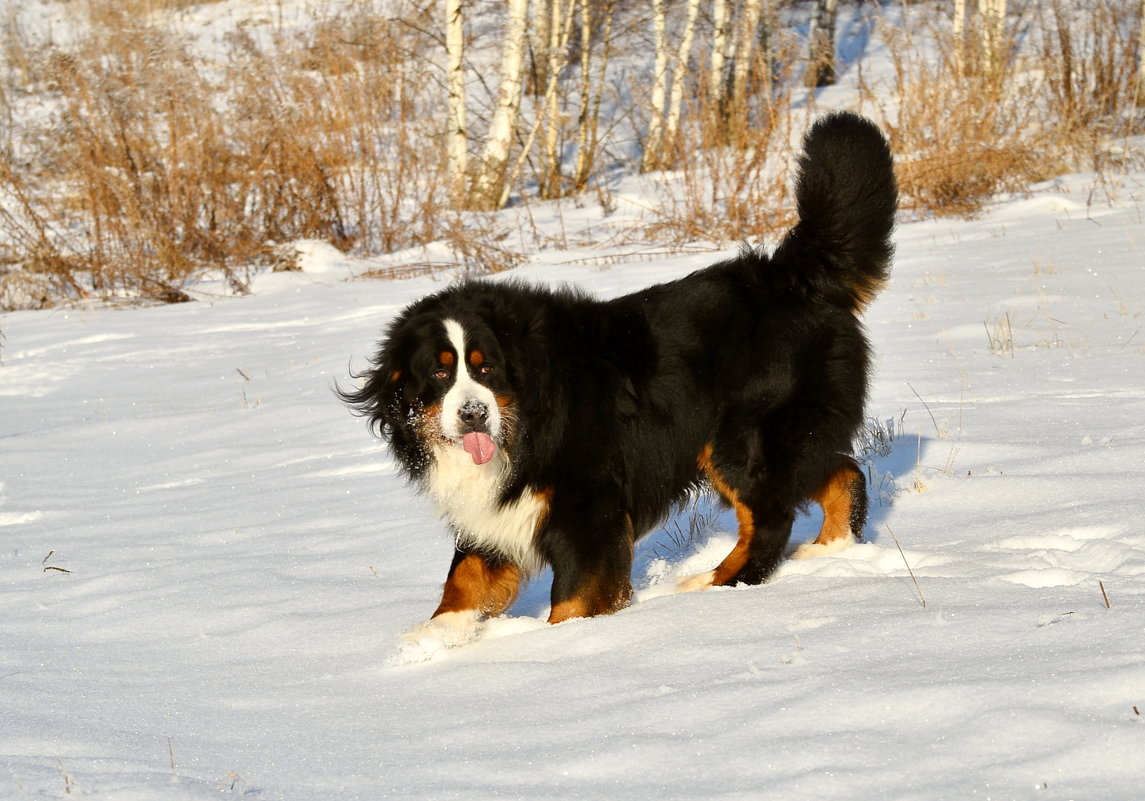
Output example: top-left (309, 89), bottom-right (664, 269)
top-left (343, 307), bottom-right (517, 477)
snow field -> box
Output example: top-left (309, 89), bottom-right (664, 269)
top-left (3, 169), bottom-right (1145, 799)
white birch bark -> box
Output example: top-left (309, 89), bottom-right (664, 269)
top-left (978, 0), bottom-right (1007, 76)
top-left (573, 0), bottom-right (614, 190)
top-left (530, 0), bottom-right (552, 96)
top-left (710, 0), bottom-right (732, 106)
top-left (540, 0), bottom-right (576, 198)
top-left (574, 0), bottom-right (594, 177)
top-left (642, 0), bottom-right (669, 172)
top-left (445, 0), bottom-right (469, 208)
top-left (658, 0), bottom-right (701, 166)
top-left (805, 0), bottom-right (839, 87)
top-left (472, 0), bottom-right (530, 209)
top-left (1137, 0), bottom-right (1145, 106)
top-left (952, 0), bottom-right (967, 76)
top-left (729, 0), bottom-right (764, 120)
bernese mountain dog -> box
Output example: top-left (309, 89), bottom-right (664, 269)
top-left (343, 112), bottom-right (896, 640)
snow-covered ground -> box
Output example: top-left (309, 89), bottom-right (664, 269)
top-left (3, 168), bottom-right (1144, 799)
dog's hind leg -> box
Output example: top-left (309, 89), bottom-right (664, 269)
top-left (677, 508), bottom-right (794, 591)
top-left (679, 444), bottom-right (794, 591)
top-left (792, 458), bottom-right (867, 559)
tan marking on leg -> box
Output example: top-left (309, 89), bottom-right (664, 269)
top-left (792, 464), bottom-right (861, 560)
top-left (680, 444), bottom-right (756, 590)
top-left (811, 465), bottom-right (859, 547)
top-left (677, 570), bottom-right (717, 593)
top-left (548, 597), bottom-right (591, 624)
top-left (433, 553), bottom-right (522, 618)
top-left (547, 582), bottom-right (632, 624)
top-left (548, 516), bottom-right (633, 625)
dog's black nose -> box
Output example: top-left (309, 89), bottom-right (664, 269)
top-left (459, 402), bottom-right (489, 433)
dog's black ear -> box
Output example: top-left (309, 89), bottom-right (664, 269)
top-left (339, 355), bottom-right (406, 439)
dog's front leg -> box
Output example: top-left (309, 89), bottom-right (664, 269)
top-left (432, 547), bottom-right (522, 620)
top-left (399, 548), bottom-right (522, 654)
top-left (544, 518), bottom-right (635, 624)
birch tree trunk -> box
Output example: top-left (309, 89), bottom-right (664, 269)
top-left (471, 0), bottom-right (531, 210)
top-left (573, 0), bottom-right (615, 191)
top-left (805, 0), bottom-right (839, 88)
top-left (529, 0), bottom-right (552, 97)
top-left (540, 0), bottom-right (576, 198)
top-left (642, 0), bottom-right (669, 172)
top-left (709, 0), bottom-right (732, 108)
top-left (573, 0), bottom-right (596, 186)
top-left (445, 0), bottom-right (468, 208)
top-left (978, 0), bottom-right (1007, 77)
top-left (759, 0), bottom-right (778, 95)
top-left (653, 0), bottom-right (701, 170)
top-left (729, 0), bottom-right (765, 127)
top-left (953, 0), bottom-right (968, 76)
top-left (1049, 0), bottom-right (1074, 111)
top-left (1137, 0), bottom-right (1145, 106)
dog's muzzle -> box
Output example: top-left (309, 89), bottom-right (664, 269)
top-left (458, 399), bottom-right (490, 434)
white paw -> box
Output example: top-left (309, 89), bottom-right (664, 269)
top-left (676, 570), bottom-right (716, 593)
top-left (389, 610), bottom-right (481, 665)
top-left (790, 536), bottom-right (855, 560)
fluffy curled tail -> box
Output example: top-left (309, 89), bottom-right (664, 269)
top-left (771, 112), bottom-right (897, 313)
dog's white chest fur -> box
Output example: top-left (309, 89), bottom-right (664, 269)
top-left (425, 446), bottom-right (546, 572)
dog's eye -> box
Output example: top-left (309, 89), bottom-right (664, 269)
top-left (433, 368), bottom-right (449, 380)
top-left (479, 364), bottom-right (495, 375)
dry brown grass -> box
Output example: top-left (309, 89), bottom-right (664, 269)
top-left (883, 18), bottom-right (1052, 217)
top-left (883, 1), bottom-right (1141, 218)
top-left (1, 1), bottom-right (447, 307)
top-left (640, 31), bottom-right (804, 246)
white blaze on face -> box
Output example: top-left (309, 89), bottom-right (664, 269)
top-left (440, 318), bottom-right (501, 445)
top-left (427, 319), bottom-right (544, 570)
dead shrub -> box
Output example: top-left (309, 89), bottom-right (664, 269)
top-left (895, 144), bottom-right (1046, 217)
top-left (884, 1), bottom-right (1141, 217)
top-left (0, 1), bottom-right (447, 308)
top-left (642, 39), bottom-right (802, 246)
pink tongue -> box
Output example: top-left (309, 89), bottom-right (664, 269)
top-left (462, 432), bottom-right (496, 465)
